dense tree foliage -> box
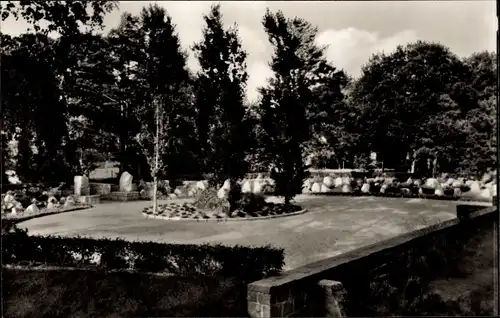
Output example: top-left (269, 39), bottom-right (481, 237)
top-left (347, 41), bottom-right (496, 176)
top-left (258, 9), bottom-right (347, 204)
top-left (134, 4), bottom-right (198, 183)
top-left (1, 33), bottom-right (71, 182)
top-left (1, 0), bottom-right (116, 182)
top-left (192, 4), bottom-right (249, 188)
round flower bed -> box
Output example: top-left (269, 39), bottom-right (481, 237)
top-left (142, 201), bottom-right (305, 221)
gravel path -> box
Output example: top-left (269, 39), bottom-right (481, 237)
top-left (18, 195), bottom-right (488, 270)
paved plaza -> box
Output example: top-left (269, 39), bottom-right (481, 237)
top-left (19, 195), bottom-right (488, 270)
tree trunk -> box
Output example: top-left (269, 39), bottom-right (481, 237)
top-left (284, 196), bottom-right (290, 206)
top-left (119, 133), bottom-right (126, 174)
top-left (119, 102), bottom-right (126, 174)
top-left (153, 99), bottom-right (160, 215)
top-left (153, 176), bottom-right (158, 215)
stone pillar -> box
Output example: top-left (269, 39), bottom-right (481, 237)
top-left (74, 175), bottom-right (90, 196)
top-left (247, 285), bottom-right (296, 318)
top-left (318, 280), bottom-right (347, 317)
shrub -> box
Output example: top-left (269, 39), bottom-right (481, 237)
top-left (157, 180), bottom-right (171, 195)
top-left (236, 193), bottom-right (266, 213)
top-left (2, 227), bottom-right (285, 279)
top-left (193, 188), bottom-right (229, 212)
top-left (227, 181), bottom-right (243, 211)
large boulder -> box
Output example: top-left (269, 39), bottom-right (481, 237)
top-left (174, 188), bottom-right (183, 196)
top-left (425, 178), bottom-right (440, 189)
top-left (63, 196), bottom-right (75, 208)
top-left (3, 191), bottom-right (15, 206)
top-left (323, 176), bottom-right (334, 188)
top-left (253, 179), bottom-right (264, 194)
top-left (334, 177), bottom-right (343, 188)
top-left (187, 188), bottom-right (199, 197)
top-left (241, 180), bottom-right (253, 193)
top-left (5, 199), bottom-right (19, 211)
top-left (196, 181), bottom-right (207, 191)
top-left (434, 189), bottom-right (444, 196)
top-left (217, 187), bottom-right (228, 199)
top-left (74, 175), bottom-right (90, 196)
top-left (119, 172), bottom-right (134, 192)
top-left (341, 184), bottom-right (352, 193)
top-left (452, 180), bottom-right (464, 188)
top-left (47, 196), bottom-right (58, 204)
top-left (311, 182), bottom-right (321, 193)
top-left (320, 184), bottom-right (331, 193)
top-left (221, 179), bottom-right (231, 192)
top-left (361, 183), bottom-right (370, 193)
top-left (341, 177), bottom-right (351, 185)
top-left (469, 181), bottom-right (481, 194)
top-left (480, 188), bottom-right (492, 200)
top-left (453, 188), bottom-right (462, 197)
top-left (446, 178), bottom-right (455, 186)
top-left (25, 202), bottom-right (39, 214)
top-left (216, 179), bottom-right (233, 199)
top-left (384, 178), bottom-right (396, 185)
top-left (380, 184), bottom-right (388, 194)
top-left (47, 201), bottom-right (58, 210)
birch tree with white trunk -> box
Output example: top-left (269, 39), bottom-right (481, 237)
top-left (135, 97), bottom-right (168, 214)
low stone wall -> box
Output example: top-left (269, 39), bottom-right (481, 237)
top-left (78, 195), bottom-right (101, 205)
top-left (89, 183), bottom-right (112, 195)
top-left (104, 192), bottom-right (140, 202)
top-left (248, 205), bottom-right (497, 317)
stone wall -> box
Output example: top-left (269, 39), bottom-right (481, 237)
top-left (104, 192), bottom-right (139, 202)
top-left (89, 183), bottom-right (112, 195)
top-left (248, 205), bottom-right (497, 317)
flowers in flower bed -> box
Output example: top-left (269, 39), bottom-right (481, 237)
top-left (142, 202), bottom-right (207, 219)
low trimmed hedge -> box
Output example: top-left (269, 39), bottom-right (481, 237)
top-left (3, 267), bottom-right (250, 317)
top-left (2, 227), bottom-right (284, 278)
